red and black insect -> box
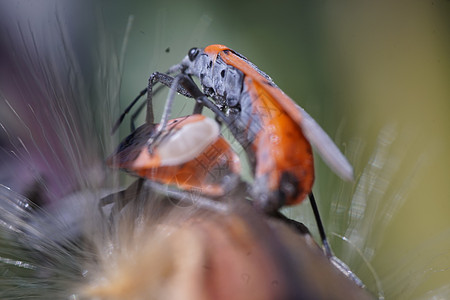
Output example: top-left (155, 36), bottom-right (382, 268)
top-left (107, 114), bottom-right (240, 197)
top-left (112, 44), bottom-right (354, 257)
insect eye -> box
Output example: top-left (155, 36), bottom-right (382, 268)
top-left (188, 47), bottom-right (200, 61)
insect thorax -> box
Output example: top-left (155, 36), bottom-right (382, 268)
top-left (189, 53), bottom-right (243, 108)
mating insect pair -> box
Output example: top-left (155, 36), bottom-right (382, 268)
top-left (108, 44), bottom-right (353, 258)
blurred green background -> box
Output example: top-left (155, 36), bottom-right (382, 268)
top-left (1, 0), bottom-right (449, 298)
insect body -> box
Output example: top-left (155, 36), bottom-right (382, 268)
top-left (168, 44), bottom-right (353, 212)
top-left (109, 44), bottom-right (359, 281)
top-left (108, 114), bottom-right (240, 197)
top-left (112, 44), bottom-right (353, 248)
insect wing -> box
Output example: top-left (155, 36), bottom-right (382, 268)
top-left (108, 115), bottom-right (241, 196)
top-left (261, 85), bottom-right (354, 182)
top-left (219, 49), bottom-right (353, 181)
top-left (296, 106), bottom-right (353, 181)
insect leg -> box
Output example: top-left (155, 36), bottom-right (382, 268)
top-left (145, 73), bottom-right (236, 135)
top-left (111, 72), bottom-right (194, 134)
top-left (147, 72), bottom-right (206, 117)
top-left (133, 71), bottom-right (192, 130)
top-left (145, 74), bottom-right (188, 143)
top-left (157, 75), bottom-right (182, 132)
top-left (270, 211), bottom-right (311, 235)
top-left (145, 73), bottom-right (196, 135)
top-left (308, 192), bottom-right (333, 258)
top-left (274, 199), bottom-right (365, 287)
top-left (174, 74), bottom-right (235, 129)
top-left (146, 72), bottom-right (192, 125)
top-left (148, 72), bottom-right (193, 98)
top-left (192, 101), bottom-right (204, 115)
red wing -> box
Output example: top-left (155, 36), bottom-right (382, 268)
top-left (220, 49), bottom-right (353, 181)
top-left (108, 115), bottom-right (241, 196)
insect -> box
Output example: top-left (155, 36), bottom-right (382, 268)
top-left (113, 44), bottom-right (354, 257)
top-left (107, 114), bottom-right (241, 197)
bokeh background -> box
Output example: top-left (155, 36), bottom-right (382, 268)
top-left (1, 0), bottom-right (449, 298)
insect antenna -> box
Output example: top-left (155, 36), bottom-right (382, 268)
top-left (111, 83), bottom-right (171, 134)
top-left (129, 100), bottom-right (147, 132)
top-left (111, 87), bottom-right (147, 134)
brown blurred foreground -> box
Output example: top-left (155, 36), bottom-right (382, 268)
top-left (81, 181), bottom-right (372, 300)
